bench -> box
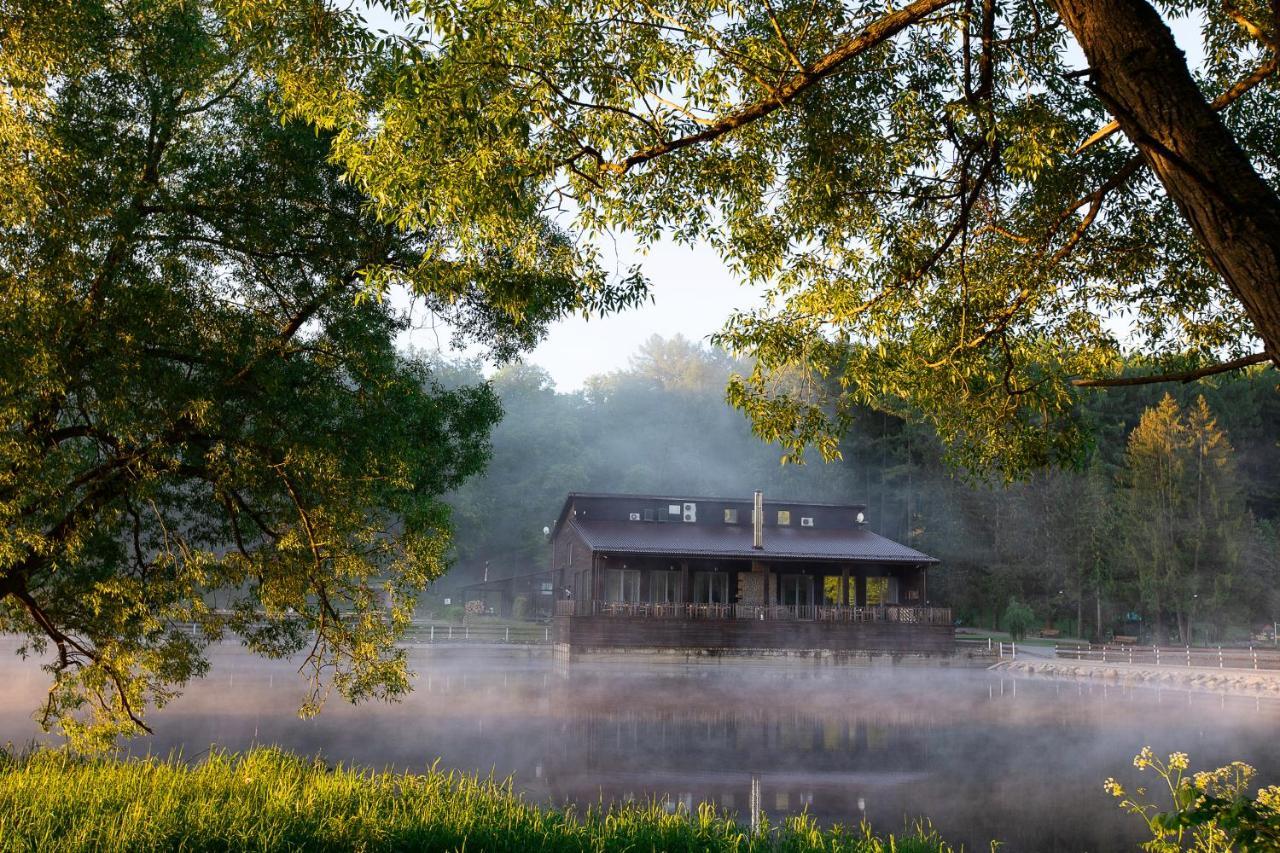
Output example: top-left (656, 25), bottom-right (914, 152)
top-left (1038, 628), bottom-right (1061, 638)
top-left (1112, 634), bottom-right (1138, 645)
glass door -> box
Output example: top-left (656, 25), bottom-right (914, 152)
top-left (693, 571), bottom-right (729, 604)
top-left (780, 574), bottom-right (815, 607)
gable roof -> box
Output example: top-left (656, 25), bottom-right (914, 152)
top-left (565, 516), bottom-right (937, 564)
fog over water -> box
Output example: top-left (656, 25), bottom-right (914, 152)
top-left (3, 640), bottom-right (1278, 852)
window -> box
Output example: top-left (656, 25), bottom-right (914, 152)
top-left (604, 569), bottom-right (641, 602)
top-left (668, 503), bottom-right (682, 516)
top-left (693, 571), bottom-right (729, 604)
top-left (650, 570), bottom-right (680, 603)
top-left (567, 543), bottom-right (574, 566)
top-left (865, 576), bottom-right (898, 604)
top-left (777, 510), bottom-right (791, 526)
top-left (723, 508), bottom-right (739, 524)
top-left (780, 574), bottom-right (814, 606)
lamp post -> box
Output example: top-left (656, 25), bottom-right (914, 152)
top-left (1190, 593), bottom-right (1199, 647)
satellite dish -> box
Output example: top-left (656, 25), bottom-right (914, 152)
top-left (856, 511), bottom-right (866, 524)
top-left (542, 526), bottom-right (551, 536)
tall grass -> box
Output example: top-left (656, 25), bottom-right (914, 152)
top-left (0, 747), bottom-right (959, 852)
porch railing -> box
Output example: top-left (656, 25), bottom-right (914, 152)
top-left (553, 600), bottom-right (951, 625)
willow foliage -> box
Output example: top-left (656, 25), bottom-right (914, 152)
top-left (0, 0), bottom-right (650, 745)
top-left (222, 0), bottom-right (1278, 476)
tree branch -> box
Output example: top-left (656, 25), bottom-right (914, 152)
top-left (1071, 351), bottom-right (1273, 387)
top-left (1074, 54), bottom-right (1278, 154)
top-left (591, 0), bottom-right (959, 173)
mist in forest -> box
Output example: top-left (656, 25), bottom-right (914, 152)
top-left (437, 335), bottom-right (1280, 642)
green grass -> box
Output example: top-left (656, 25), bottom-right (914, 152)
top-left (0, 747), bottom-right (960, 852)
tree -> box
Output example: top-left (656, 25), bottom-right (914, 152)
top-left (0, 0), bottom-right (650, 745)
top-left (1003, 596), bottom-right (1036, 641)
top-left (1120, 395), bottom-right (1242, 644)
top-left (221, 0), bottom-right (1277, 475)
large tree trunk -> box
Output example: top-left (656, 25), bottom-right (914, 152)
top-left (1052, 0), bottom-right (1280, 362)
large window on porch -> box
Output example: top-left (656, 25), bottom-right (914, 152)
top-left (650, 570), bottom-right (679, 604)
top-left (867, 576), bottom-right (899, 604)
top-left (780, 574), bottom-right (815, 607)
top-left (692, 571), bottom-right (729, 604)
top-left (604, 568), bottom-right (641, 602)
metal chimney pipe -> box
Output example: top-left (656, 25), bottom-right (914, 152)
top-left (752, 490), bottom-right (763, 549)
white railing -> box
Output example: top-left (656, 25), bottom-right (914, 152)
top-left (399, 623), bottom-right (551, 645)
top-left (1055, 643), bottom-right (1280, 671)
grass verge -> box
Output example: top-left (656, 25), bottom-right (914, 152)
top-left (0, 747), bottom-right (960, 852)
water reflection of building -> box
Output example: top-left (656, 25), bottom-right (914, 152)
top-left (534, 669), bottom-right (943, 834)
top-left (549, 492), bottom-right (952, 657)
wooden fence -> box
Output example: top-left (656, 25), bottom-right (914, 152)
top-left (1055, 643), bottom-right (1280, 671)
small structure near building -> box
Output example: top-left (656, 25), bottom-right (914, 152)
top-left (550, 492), bottom-right (952, 659)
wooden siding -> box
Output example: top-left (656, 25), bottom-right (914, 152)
top-left (554, 615), bottom-right (954, 653)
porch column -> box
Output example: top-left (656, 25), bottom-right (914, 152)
top-left (593, 555), bottom-right (604, 602)
top-left (680, 560), bottom-right (690, 604)
top-left (840, 566), bottom-right (850, 606)
top-left (762, 563), bottom-right (771, 606)
top-left (855, 572), bottom-right (867, 607)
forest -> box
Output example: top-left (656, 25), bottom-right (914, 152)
top-left (440, 336), bottom-right (1280, 646)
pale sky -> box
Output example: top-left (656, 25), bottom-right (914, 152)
top-left (395, 234), bottom-right (761, 391)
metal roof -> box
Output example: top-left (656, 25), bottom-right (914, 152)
top-left (550, 491), bottom-right (868, 540)
top-left (561, 491), bottom-right (867, 510)
top-left (566, 518), bottom-right (938, 564)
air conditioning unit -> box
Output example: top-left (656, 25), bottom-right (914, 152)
top-left (800, 517), bottom-right (814, 527)
top-left (668, 503), bottom-right (682, 516)
top-left (682, 502), bottom-right (697, 522)
top-left (629, 512), bottom-right (642, 521)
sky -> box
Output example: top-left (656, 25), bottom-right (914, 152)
top-left (396, 233), bottom-right (762, 391)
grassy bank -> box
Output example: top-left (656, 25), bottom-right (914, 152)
top-left (0, 748), bottom-right (957, 852)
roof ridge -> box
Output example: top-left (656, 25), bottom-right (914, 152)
top-left (563, 491), bottom-right (868, 509)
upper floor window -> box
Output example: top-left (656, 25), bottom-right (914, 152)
top-left (777, 510), bottom-right (791, 526)
top-left (724, 508), bottom-right (739, 523)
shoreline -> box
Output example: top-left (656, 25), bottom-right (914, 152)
top-left (991, 658), bottom-right (1280, 696)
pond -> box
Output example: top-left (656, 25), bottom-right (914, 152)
top-left (3, 640), bottom-right (1278, 852)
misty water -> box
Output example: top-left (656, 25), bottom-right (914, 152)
top-left (3, 641), bottom-right (1279, 852)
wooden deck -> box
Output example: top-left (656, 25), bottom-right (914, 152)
top-left (553, 601), bottom-right (955, 654)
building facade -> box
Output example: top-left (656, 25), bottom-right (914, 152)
top-left (550, 492), bottom-right (952, 656)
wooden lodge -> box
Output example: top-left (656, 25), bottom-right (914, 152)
top-left (550, 492), bottom-right (953, 658)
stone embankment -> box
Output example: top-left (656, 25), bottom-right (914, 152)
top-left (991, 658), bottom-right (1280, 696)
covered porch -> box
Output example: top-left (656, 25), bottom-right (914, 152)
top-left (566, 554), bottom-right (935, 611)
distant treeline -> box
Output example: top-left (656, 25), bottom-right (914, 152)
top-left (437, 336), bottom-right (1279, 644)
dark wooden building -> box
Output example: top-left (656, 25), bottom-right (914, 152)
top-left (551, 492), bottom-right (952, 656)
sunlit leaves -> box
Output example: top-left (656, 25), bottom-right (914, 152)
top-left (215, 0), bottom-right (1276, 478)
top-left (0, 0), bottom-right (509, 745)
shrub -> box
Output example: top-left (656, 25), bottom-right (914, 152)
top-left (1106, 747), bottom-right (1280, 852)
top-left (1002, 597), bottom-right (1035, 641)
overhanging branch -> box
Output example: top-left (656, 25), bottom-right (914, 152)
top-left (1070, 351), bottom-right (1273, 387)
top-left (591, 0), bottom-right (960, 174)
